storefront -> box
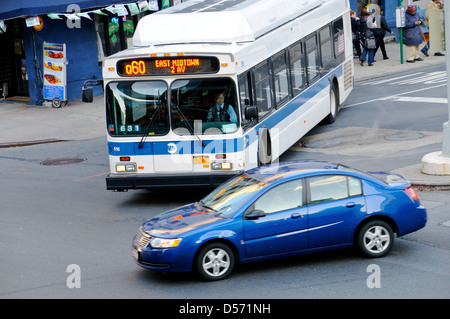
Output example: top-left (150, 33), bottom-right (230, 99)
top-left (350, 0), bottom-right (433, 33)
top-left (0, 0), bottom-right (184, 105)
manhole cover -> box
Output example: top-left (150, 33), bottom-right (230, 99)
top-left (40, 158), bottom-right (87, 166)
top-left (303, 139), bottom-right (341, 148)
top-left (385, 132), bottom-right (424, 141)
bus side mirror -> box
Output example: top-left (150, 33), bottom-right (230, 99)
top-left (244, 105), bottom-right (258, 121)
top-left (82, 86), bottom-right (93, 103)
top-left (82, 79), bottom-right (104, 103)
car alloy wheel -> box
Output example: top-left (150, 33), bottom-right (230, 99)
top-left (196, 242), bottom-right (235, 281)
top-left (358, 220), bottom-right (394, 258)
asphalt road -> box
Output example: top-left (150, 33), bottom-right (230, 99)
top-left (0, 65), bottom-right (449, 300)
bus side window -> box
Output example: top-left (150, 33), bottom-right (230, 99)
top-left (253, 60), bottom-right (273, 118)
top-left (305, 33), bottom-right (320, 83)
top-left (289, 41), bottom-right (306, 97)
top-left (332, 17), bottom-right (345, 58)
top-left (319, 25), bottom-right (333, 66)
top-left (272, 50), bottom-right (290, 107)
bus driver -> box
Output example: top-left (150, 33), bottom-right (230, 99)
top-left (207, 92), bottom-right (238, 123)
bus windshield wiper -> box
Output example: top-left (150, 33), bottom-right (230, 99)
top-left (173, 89), bottom-right (206, 147)
top-left (138, 95), bottom-right (163, 149)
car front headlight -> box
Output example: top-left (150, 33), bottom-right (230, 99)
top-left (150, 237), bottom-right (182, 249)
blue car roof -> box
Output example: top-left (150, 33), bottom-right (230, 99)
top-left (246, 160), bottom-right (342, 184)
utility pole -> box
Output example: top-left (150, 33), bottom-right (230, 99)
top-left (421, 3), bottom-right (450, 175)
top-left (443, 3), bottom-right (450, 156)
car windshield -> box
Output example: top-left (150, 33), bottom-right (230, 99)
top-left (200, 174), bottom-right (267, 218)
top-left (106, 81), bottom-right (169, 136)
top-left (171, 78), bottom-right (239, 135)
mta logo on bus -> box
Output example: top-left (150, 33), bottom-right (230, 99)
top-left (167, 143), bottom-right (177, 154)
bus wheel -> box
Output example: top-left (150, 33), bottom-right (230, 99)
top-left (258, 126), bottom-right (271, 166)
top-left (324, 84), bottom-right (338, 124)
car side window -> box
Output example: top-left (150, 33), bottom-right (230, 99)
top-left (309, 175), bottom-right (362, 205)
top-left (254, 179), bottom-right (303, 214)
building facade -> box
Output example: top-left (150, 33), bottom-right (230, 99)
top-left (0, 0), bottom-right (182, 105)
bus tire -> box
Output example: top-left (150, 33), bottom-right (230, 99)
top-left (324, 84), bottom-right (338, 124)
top-left (258, 126), bottom-right (272, 166)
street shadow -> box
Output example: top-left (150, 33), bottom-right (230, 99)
top-left (135, 247), bottom-right (360, 286)
top-left (117, 187), bottom-right (214, 208)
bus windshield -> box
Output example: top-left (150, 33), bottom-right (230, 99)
top-left (106, 78), bottom-right (239, 137)
top-left (106, 81), bottom-right (169, 136)
top-left (171, 78), bottom-right (239, 135)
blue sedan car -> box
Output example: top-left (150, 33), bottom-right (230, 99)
top-left (132, 161), bottom-right (427, 281)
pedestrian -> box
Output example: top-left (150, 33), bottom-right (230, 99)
top-left (403, 5), bottom-right (424, 63)
top-left (359, 7), bottom-right (376, 66)
top-left (373, 6), bottom-right (393, 60)
top-left (351, 10), bottom-right (361, 58)
top-left (421, 0), bottom-right (445, 57)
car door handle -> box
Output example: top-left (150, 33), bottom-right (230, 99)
top-left (291, 213), bottom-right (302, 219)
top-left (346, 202), bottom-right (356, 208)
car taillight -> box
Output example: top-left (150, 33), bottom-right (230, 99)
top-left (404, 186), bottom-right (419, 201)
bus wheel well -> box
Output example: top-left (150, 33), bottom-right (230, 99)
top-left (332, 78), bottom-right (340, 110)
top-left (353, 215), bottom-right (399, 244)
top-left (323, 79), bottom-right (339, 124)
top-left (258, 126), bottom-right (272, 166)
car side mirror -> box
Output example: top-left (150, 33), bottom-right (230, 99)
top-left (244, 105), bottom-right (258, 121)
top-left (245, 210), bottom-right (266, 220)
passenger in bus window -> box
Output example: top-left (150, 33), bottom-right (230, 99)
top-left (207, 93), bottom-right (238, 123)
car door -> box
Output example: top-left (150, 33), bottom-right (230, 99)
top-left (306, 175), bottom-right (366, 249)
top-left (243, 179), bottom-right (308, 258)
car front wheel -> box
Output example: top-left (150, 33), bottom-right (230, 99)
top-left (195, 242), bottom-right (235, 281)
top-left (357, 220), bottom-right (394, 258)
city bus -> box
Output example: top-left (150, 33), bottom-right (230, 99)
top-left (95, 0), bottom-right (354, 191)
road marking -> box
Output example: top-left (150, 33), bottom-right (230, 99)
top-left (360, 72), bottom-right (424, 86)
top-left (74, 172), bottom-right (110, 182)
top-left (378, 96), bottom-right (448, 104)
top-left (344, 83), bottom-right (448, 108)
top-left (360, 71), bottom-right (446, 86)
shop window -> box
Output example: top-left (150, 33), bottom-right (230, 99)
top-left (95, 11), bottom-right (150, 61)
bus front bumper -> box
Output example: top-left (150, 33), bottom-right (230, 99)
top-left (106, 171), bottom-right (242, 191)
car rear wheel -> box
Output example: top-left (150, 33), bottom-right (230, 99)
top-left (357, 220), bottom-right (394, 258)
top-left (195, 242), bottom-right (235, 281)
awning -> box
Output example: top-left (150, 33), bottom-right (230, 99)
top-left (0, 0), bottom-right (138, 20)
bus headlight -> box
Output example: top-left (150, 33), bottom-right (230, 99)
top-left (116, 163), bottom-right (137, 173)
top-left (211, 162), bottom-right (232, 170)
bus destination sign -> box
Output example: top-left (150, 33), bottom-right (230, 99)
top-left (117, 56), bottom-right (220, 76)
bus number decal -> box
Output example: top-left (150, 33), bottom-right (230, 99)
top-left (125, 60), bottom-right (146, 75)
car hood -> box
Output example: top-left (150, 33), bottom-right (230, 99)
top-left (141, 203), bottom-right (224, 237)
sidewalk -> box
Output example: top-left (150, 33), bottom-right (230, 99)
top-left (0, 41), bottom-right (448, 189)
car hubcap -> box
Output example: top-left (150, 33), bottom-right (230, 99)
top-left (202, 248), bottom-right (230, 277)
top-left (364, 226), bottom-right (390, 254)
